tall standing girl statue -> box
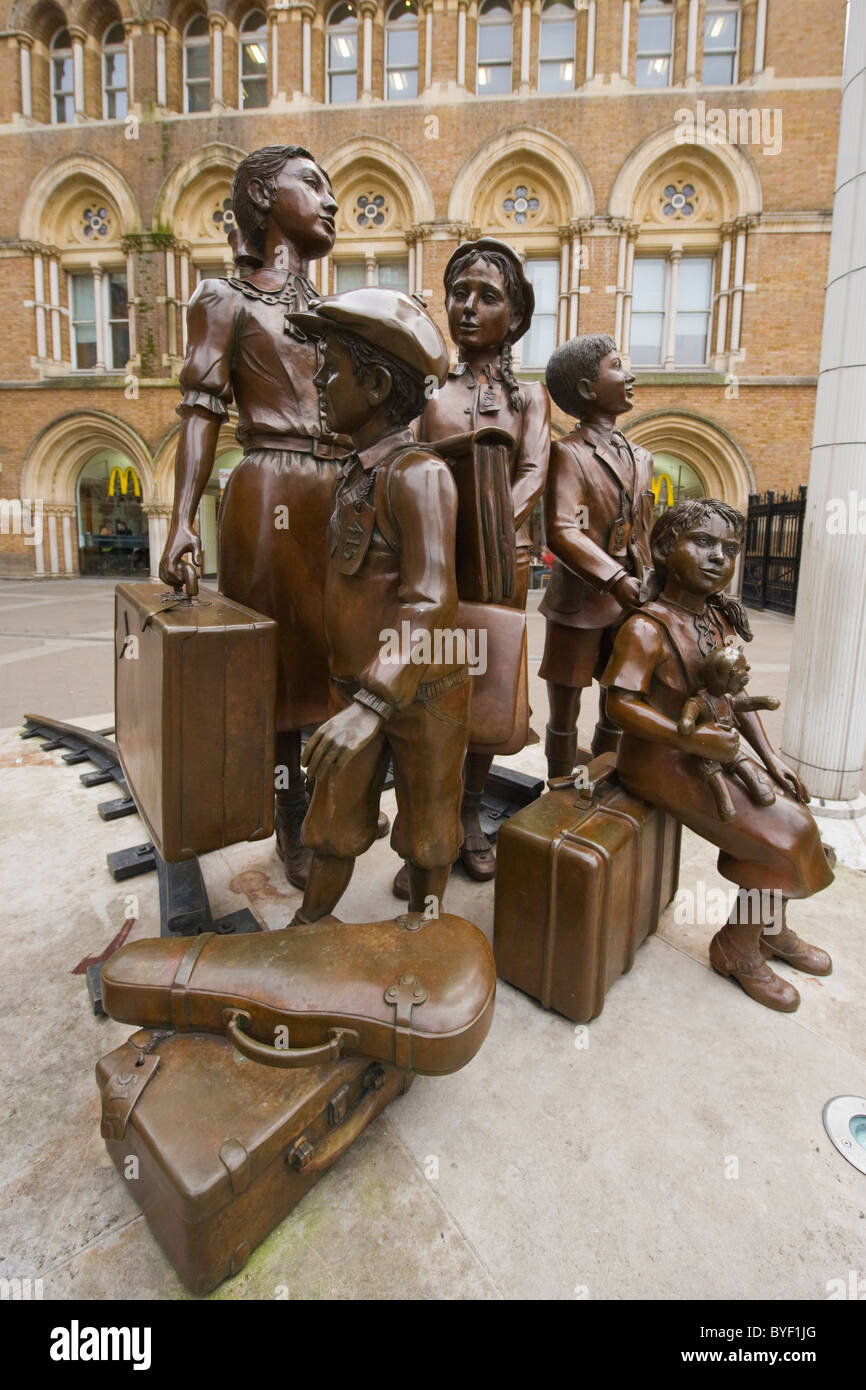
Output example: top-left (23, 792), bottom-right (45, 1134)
top-left (395, 237), bottom-right (550, 890)
top-left (602, 499), bottom-right (834, 1013)
top-left (159, 146), bottom-right (342, 887)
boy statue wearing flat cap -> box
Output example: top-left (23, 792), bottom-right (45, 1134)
top-left (285, 288), bottom-right (471, 921)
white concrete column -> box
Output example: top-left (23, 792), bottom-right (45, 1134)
top-left (424, 2), bottom-right (433, 87)
top-left (520, 0), bottom-right (531, 86)
top-left (662, 249), bottom-right (681, 368)
top-left (270, 12), bottom-right (279, 98)
top-left (568, 229), bottom-right (581, 336)
top-left (47, 512), bottom-right (60, 575)
top-left (33, 528), bottom-right (46, 575)
top-left (585, 0), bottom-right (596, 81)
top-left (620, 0), bottom-right (630, 78)
top-left (365, 252), bottom-right (377, 286)
top-left (125, 22), bottom-right (136, 104)
top-left (60, 509), bottom-right (76, 574)
top-left (155, 24), bottom-right (167, 106)
top-left (613, 230), bottom-right (627, 348)
top-left (715, 230), bottom-right (732, 357)
top-left (414, 236), bottom-right (423, 292)
top-left (754, 0), bottom-right (767, 74)
top-left (729, 223), bottom-right (748, 353)
top-left (557, 234), bottom-right (569, 343)
top-left (48, 259), bottom-right (62, 361)
top-left (686, 0), bottom-right (698, 79)
top-left (93, 267), bottom-right (106, 369)
top-left (457, 1), bottom-right (467, 86)
top-left (19, 37), bottom-right (32, 118)
top-left (407, 241), bottom-right (416, 292)
top-left (782, 0), bottom-right (866, 807)
top-left (621, 233), bottom-right (636, 356)
top-left (320, 253), bottom-right (330, 294)
top-left (179, 253), bottom-right (191, 355)
top-left (125, 254), bottom-right (136, 365)
top-left (361, 1), bottom-right (375, 96)
top-left (33, 255), bottom-right (47, 359)
top-left (71, 30), bottom-right (85, 115)
top-left (302, 7), bottom-right (313, 94)
top-left (210, 16), bottom-right (225, 106)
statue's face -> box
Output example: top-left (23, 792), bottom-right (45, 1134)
top-left (727, 650), bottom-right (751, 693)
top-left (313, 335), bottom-right (375, 436)
top-left (446, 259), bottom-right (516, 356)
top-left (585, 350), bottom-right (635, 416)
top-left (267, 157), bottom-right (337, 258)
top-left (666, 514), bottom-right (741, 596)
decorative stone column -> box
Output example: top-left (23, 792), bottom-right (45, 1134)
top-left (43, 505), bottom-right (78, 576)
top-left (520, 0), bottom-right (531, 93)
top-left (154, 20), bottom-right (168, 108)
top-left (584, 0), bottom-right (596, 82)
top-left (620, 227), bottom-right (638, 358)
top-left (361, 0), bottom-right (376, 99)
top-left (301, 3), bottom-right (314, 95)
top-left (18, 35), bottom-right (33, 118)
top-left (714, 222), bottom-right (733, 365)
top-left (662, 248), bottom-right (681, 369)
top-left (144, 504), bottom-right (173, 580)
top-left (423, 0), bottom-right (433, 89)
top-left (754, 0), bottom-right (767, 75)
top-left (728, 216), bottom-right (752, 357)
top-left (685, 0), bottom-right (698, 81)
top-left (70, 26), bottom-right (86, 117)
top-left (457, 0), bottom-right (468, 87)
top-left (124, 20), bottom-right (137, 105)
top-left (210, 14), bottom-right (226, 108)
top-left (782, 0), bottom-right (866, 833)
top-left (620, 0), bottom-right (630, 79)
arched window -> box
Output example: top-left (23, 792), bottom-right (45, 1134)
top-left (327, 3), bottom-right (358, 103)
top-left (703, 1), bottom-right (739, 84)
top-left (477, 0), bottom-right (512, 95)
top-left (636, 0), bottom-right (673, 88)
top-left (239, 10), bottom-right (269, 108)
top-left (102, 23), bottom-right (128, 120)
top-left (51, 29), bottom-right (74, 124)
top-left (184, 15), bottom-right (211, 113)
top-left (386, 0), bottom-right (418, 99)
top-left (538, 0), bottom-right (575, 93)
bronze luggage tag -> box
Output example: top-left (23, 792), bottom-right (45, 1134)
top-left (607, 515), bottom-right (631, 556)
top-left (329, 470), bottom-right (377, 575)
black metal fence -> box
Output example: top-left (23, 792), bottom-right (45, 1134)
top-left (742, 487), bottom-right (807, 615)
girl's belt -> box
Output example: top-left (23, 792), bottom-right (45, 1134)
top-left (242, 433), bottom-right (348, 460)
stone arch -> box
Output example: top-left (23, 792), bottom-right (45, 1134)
top-left (609, 123), bottom-right (762, 223)
top-left (152, 141), bottom-right (247, 238)
top-left (21, 410), bottom-right (156, 508)
top-left (625, 409), bottom-right (755, 516)
top-left (448, 126), bottom-right (595, 227)
top-left (19, 153), bottom-right (141, 243)
top-left (321, 135), bottom-right (435, 227)
top-left (10, 0), bottom-right (68, 44)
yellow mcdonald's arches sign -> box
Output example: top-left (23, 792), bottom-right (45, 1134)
top-left (652, 473), bottom-right (674, 508)
top-left (108, 465), bottom-right (141, 498)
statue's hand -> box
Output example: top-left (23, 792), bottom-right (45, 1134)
top-left (159, 523), bottom-right (202, 588)
top-left (765, 756), bottom-right (809, 802)
top-left (609, 574), bottom-right (643, 612)
top-left (303, 703), bottom-right (382, 781)
top-left (681, 724), bottom-right (739, 763)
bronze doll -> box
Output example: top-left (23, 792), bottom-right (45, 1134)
top-left (283, 288), bottom-right (468, 921)
top-left (602, 499), bottom-right (834, 1013)
top-left (395, 237), bottom-right (549, 888)
top-left (158, 145), bottom-right (343, 888)
top-left (540, 334), bottom-right (654, 777)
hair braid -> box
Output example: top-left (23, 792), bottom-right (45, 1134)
top-left (499, 338), bottom-right (523, 411)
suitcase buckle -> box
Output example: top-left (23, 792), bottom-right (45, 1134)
top-left (286, 1136), bottom-right (315, 1171)
top-left (327, 1083), bottom-right (351, 1126)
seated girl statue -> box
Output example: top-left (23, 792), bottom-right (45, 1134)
top-left (601, 498), bottom-right (834, 1014)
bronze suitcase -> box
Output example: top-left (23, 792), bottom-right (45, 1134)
top-left (493, 756), bottom-right (681, 1022)
top-left (435, 428), bottom-right (518, 603)
top-left (114, 576), bottom-right (277, 862)
top-left (101, 912), bottom-right (496, 1076)
top-left (97, 1028), bottom-right (409, 1295)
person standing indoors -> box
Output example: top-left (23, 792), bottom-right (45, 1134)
top-left (159, 145), bottom-right (343, 888)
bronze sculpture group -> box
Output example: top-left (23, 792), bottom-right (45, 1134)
top-left (157, 142), bottom-right (834, 1020)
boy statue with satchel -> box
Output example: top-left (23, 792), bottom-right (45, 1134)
top-left (540, 333), bottom-right (655, 776)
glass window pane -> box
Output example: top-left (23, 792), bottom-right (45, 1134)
top-left (54, 55), bottom-right (73, 91)
top-left (186, 45), bottom-right (210, 79)
top-left (108, 273), bottom-right (128, 317)
top-left (701, 52), bottom-right (735, 83)
top-left (377, 261), bottom-right (409, 289)
top-left (329, 34), bottom-right (357, 69)
top-left (539, 19), bottom-right (574, 58)
top-left (335, 261), bottom-right (366, 291)
top-left (637, 14), bottom-right (672, 50)
top-left (111, 323), bottom-right (130, 367)
top-left (538, 58), bottom-right (574, 91)
top-left (104, 52), bottom-right (126, 86)
top-left (477, 62), bottom-right (512, 92)
top-left (55, 94), bottom-right (74, 122)
top-left (479, 23), bottom-right (512, 60)
top-left (387, 30), bottom-right (417, 65)
top-left (632, 258), bottom-right (666, 311)
top-left (674, 312), bottom-right (709, 364)
top-left (636, 55), bottom-right (670, 86)
top-left (72, 275), bottom-right (95, 320)
top-left (187, 80), bottom-right (210, 111)
top-left (242, 76), bottom-right (268, 106)
top-left (630, 314), bottom-right (664, 365)
top-left (75, 330), bottom-right (98, 370)
top-left (677, 257), bottom-right (712, 311)
top-left (522, 315), bottom-right (556, 368)
top-left (242, 43), bottom-right (268, 75)
top-left (387, 69), bottom-right (418, 97)
top-left (526, 259), bottom-right (558, 314)
top-left (187, 15), bottom-right (209, 37)
top-left (330, 71), bottom-right (357, 100)
top-left (704, 12), bottom-right (737, 49)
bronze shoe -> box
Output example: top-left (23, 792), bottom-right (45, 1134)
top-left (709, 930), bottom-right (800, 1012)
top-left (760, 929), bottom-right (832, 976)
top-left (376, 811), bottom-right (390, 840)
top-left (459, 833), bottom-right (496, 882)
top-left (392, 860), bottom-right (410, 900)
top-left (274, 797), bottom-right (311, 890)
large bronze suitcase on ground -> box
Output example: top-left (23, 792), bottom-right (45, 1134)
top-left (97, 1028), bottom-right (409, 1295)
top-left (493, 756), bottom-right (681, 1022)
top-left (114, 571), bottom-right (277, 862)
top-left (101, 912), bottom-right (496, 1076)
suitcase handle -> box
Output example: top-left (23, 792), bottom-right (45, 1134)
top-left (223, 1008), bottom-right (360, 1069)
top-left (287, 1080), bottom-right (395, 1177)
top-left (547, 752), bottom-right (617, 799)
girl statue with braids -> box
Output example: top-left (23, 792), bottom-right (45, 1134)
top-left (394, 237), bottom-right (550, 891)
top-left (159, 146), bottom-right (345, 888)
top-left (602, 499), bottom-right (834, 1014)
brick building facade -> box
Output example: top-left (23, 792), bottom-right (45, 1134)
top-left (0, 0), bottom-right (845, 577)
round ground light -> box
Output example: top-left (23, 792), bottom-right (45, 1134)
top-left (823, 1096), bottom-right (866, 1176)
